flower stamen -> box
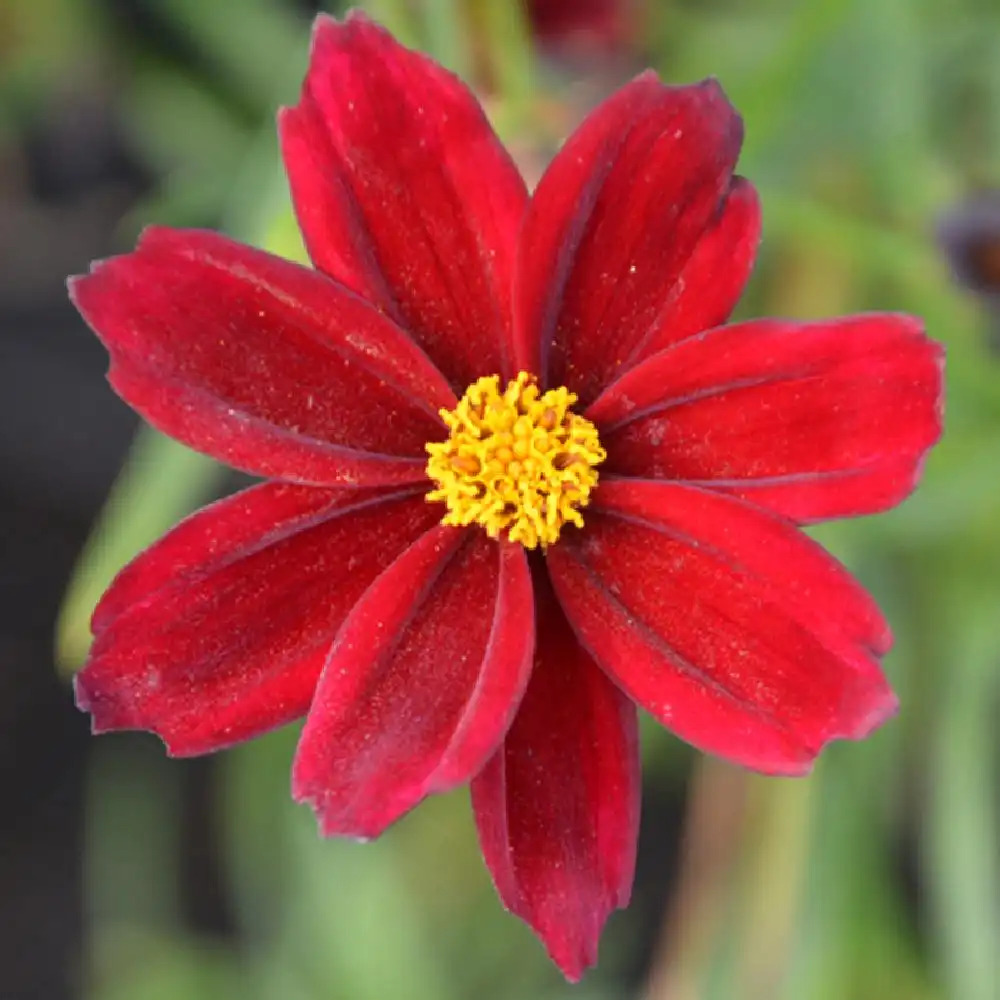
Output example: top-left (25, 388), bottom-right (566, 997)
top-left (425, 372), bottom-right (606, 549)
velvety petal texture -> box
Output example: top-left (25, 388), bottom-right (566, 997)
top-left (77, 485), bottom-right (439, 755)
top-left (70, 227), bottom-right (455, 488)
top-left (547, 478), bottom-right (900, 774)
top-left (293, 527), bottom-right (534, 838)
top-left (472, 571), bottom-right (639, 980)
top-left (68, 11), bottom-right (948, 983)
top-left (514, 72), bottom-right (749, 404)
top-left (633, 177), bottom-right (760, 358)
top-left (587, 314), bottom-right (944, 521)
top-left (281, 12), bottom-right (528, 390)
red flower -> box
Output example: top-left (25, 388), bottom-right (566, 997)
top-left (69, 13), bottom-right (943, 980)
top-left (526, 0), bottom-right (632, 49)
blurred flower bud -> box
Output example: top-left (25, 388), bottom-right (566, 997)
top-left (525, 0), bottom-right (638, 53)
top-left (937, 191), bottom-right (1000, 348)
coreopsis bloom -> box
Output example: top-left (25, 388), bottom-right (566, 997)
top-left (69, 12), bottom-right (943, 980)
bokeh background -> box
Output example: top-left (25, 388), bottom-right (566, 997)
top-left (2, 1), bottom-right (999, 998)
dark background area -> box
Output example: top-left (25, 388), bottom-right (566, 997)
top-left (1, 63), bottom-right (140, 1000)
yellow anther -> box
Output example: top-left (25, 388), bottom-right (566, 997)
top-left (425, 372), bottom-right (606, 549)
top-left (450, 455), bottom-right (480, 475)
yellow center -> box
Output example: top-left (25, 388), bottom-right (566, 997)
top-left (425, 372), bottom-right (606, 549)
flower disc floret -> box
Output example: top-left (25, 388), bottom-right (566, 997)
top-left (425, 372), bottom-right (606, 549)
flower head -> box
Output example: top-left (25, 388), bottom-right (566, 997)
top-left (426, 372), bottom-right (606, 548)
top-left (69, 12), bottom-right (943, 981)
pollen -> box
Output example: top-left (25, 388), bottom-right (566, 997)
top-left (425, 372), bottom-right (606, 549)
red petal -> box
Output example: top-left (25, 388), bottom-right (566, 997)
top-left (588, 314), bottom-right (944, 522)
top-left (515, 74), bottom-right (744, 404)
top-left (631, 177), bottom-right (760, 358)
top-left (75, 485), bottom-right (440, 755)
top-left (280, 13), bottom-right (528, 390)
top-left (594, 478), bottom-right (892, 655)
top-left (70, 227), bottom-right (455, 487)
top-left (292, 527), bottom-right (534, 839)
top-left (472, 570), bottom-right (639, 981)
top-left (547, 491), bottom-right (900, 774)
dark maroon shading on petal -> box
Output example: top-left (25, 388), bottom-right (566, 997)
top-left (588, 314), bottom-right (944, 522)
top-left (623, 177), bottom-right (760, 363)
top-left (471, 569), bottom-right (639, 981)
top-left (75, 484), bottom-right (439, 756)
top-left (70, 227), bottom-right (455, 488)
top-left (292, 527), bottom-right (534, 839)
top-left (593, 478), bottom-right (892, 656)
top-left (514, 73), bottom-right (744, 404)
top-left (280, 12), bottom-right (528, 390)
top-left (547, 493), bottom-right (899, 774)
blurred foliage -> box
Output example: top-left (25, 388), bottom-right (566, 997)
top-left (9, 0), bottom-right (998, 996)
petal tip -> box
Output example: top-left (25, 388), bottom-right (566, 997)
top-left (310, 8), bottom-right (380, 55)
top-left (693, 75), bottom-right (740, 118)
top-left (292, 783), bottom-right (394, 843)
top-left (73, 665), bottom-right (136, 740)
top-left (290, 746), bottom-right (397, 841)
top-left (72, 669), bottom-right (94, 714)
top-left (540, 914), bottom-right (607, 983)
top-left (309, 10), bottom-right (339, 44)
top-left (775, 680), bottom-right (900, 773)
top-left (631, 67), bottom-right (661, 86)
top-left (66, 272), bottom-right (86, 302)
top-left (848, 684), bottom-right (900, 740)
top-left (66, 262), bottom-right (107, 315)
